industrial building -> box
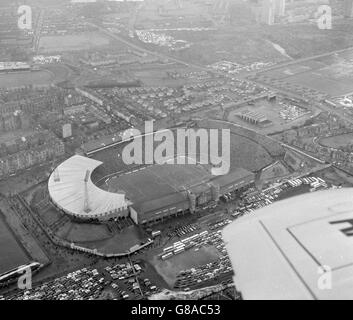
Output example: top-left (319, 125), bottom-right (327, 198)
top-left (237, 110), bottom-right (271, 127)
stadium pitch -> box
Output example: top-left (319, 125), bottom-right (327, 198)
top-left (105, 155), bottom-right (213, 204)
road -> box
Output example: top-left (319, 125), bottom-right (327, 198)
top-left (246, 45), bottom-right (353, 78)
top-left (33, 8), bottom-right (44, 54)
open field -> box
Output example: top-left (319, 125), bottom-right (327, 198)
top-left (0, 213), bottom-right (30, 274)
top-left (42, 64), bottom-right (73, 84)
top-left (258, 49), bottom-right (353, 97)
top-left (285, 73), bottom-right (353, 97)
top-left (319, 133), bottom-right (353, 149)
top-left (130, 64), bottom-right (205, 87)
top-left (0, 70), bottom-right (53, 88)
top-left (38, 32), bottom-right (111, 53)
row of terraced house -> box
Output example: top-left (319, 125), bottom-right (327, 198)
top-left (0, 132), bottom-right (65, 179)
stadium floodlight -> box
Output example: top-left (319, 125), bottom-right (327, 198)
top-left (53, 168), bottom-right (60, 182)
top-left (84, 170), bottom-right (91, 213)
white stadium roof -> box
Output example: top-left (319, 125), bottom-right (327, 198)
top-left (48, 155), bottom-right (130, 218)
top-left (223, 188), bottom-right (353, 300)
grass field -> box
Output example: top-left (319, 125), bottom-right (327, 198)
top-left (107, 158), bottom-right (212, 204)
top-left (0, 214), bottom-right (30, 274)
top-left (42, 64), bottom-right (72, 84)
top-left (319, 133), bottom-right (353, 149)
top-left (259, 49), bottom-right (353, 97)
top-left (0, 70), bottom-right (53, 88)
top-left (285, 73), bottom-right (353, 97)
top-left (38, 32), bottom-right (111, 53)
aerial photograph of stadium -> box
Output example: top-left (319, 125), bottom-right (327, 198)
top-left (2, 0), bottom-right (353, 308)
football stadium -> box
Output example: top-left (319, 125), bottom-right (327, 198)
top-left (48, 155), bottom-right (131, 221)
top-left (48, 153), bottom-right (255, 225)
top-left (47, 120), bottom-right (284, 226)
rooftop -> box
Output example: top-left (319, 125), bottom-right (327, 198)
top-left (48, 155), bottom-right (130, 218)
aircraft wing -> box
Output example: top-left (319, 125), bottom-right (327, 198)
top-left (223, 188), bottom-right (353, 300)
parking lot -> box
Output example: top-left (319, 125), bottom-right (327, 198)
top-left (2, 258), bottom-right (164, 301)
top-left (167, 223), bottom-right (201, 238)
top-left (228, 176), bottom-right (332, 219)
